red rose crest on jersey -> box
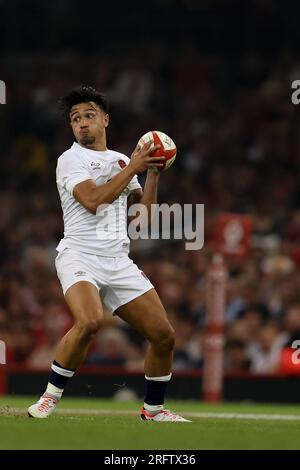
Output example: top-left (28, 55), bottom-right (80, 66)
top-left (118, 159), bottom-right (127, 169)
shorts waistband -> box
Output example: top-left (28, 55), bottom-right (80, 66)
top-left (56, 247), bottom-right (128, 259)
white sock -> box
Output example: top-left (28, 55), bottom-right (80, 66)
top-left (144, 403), bottom-right (164, 414)
top-left (45, 383), bottom-right (64, 399)
top-left (145, 373), bottom-right (172, 382)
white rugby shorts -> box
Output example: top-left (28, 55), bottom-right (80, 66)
top-left (55, 248), bottom-right (154, 313)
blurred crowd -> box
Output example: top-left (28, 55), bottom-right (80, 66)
top-left (1, 41), bottom-right (300, 375)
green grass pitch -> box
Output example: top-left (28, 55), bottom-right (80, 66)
top-left (1, 396), bottom-right (300, 449)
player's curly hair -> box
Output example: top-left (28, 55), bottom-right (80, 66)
top-left (59, 85), bottom-right (109, 118)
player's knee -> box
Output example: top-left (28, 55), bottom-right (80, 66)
top-left (161, 327), bottom-right (176, 352)
top-left (76, 317), bottom-right (103, 338)
top-left (152, 324), bottom-right (175, 352)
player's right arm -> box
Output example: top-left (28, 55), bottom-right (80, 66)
top-left (73, 142), bottom-right (165, 214)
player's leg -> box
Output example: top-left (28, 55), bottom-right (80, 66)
top-left (117, 288), bottom-right (174, 375)
top-left (116, 288), bottom-right (190, 422)
top-left (28, 281), bottom-right (103, 418)
top-left (56, 281), bottom-right (104, 368)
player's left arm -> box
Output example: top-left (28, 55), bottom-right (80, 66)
top-left (128, 168), bottom-right (159, 226)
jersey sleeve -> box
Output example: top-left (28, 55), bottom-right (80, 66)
top-left (128, 173), bottom-right (142, 192)
top-left (121, 155), bottom-right (142, 192)
top-left (56, 153), bottom-right (91, 196)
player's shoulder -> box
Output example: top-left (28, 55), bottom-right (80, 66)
top-left (108, 149), bottom-right (130, 164)
top-left (57, 143), bottom-right (82, 167)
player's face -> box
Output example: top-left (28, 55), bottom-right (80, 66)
top-left (69, 101), bottom-right (109, 148)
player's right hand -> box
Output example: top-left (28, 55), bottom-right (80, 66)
top-left (129, 141), bottom-right (165, 173)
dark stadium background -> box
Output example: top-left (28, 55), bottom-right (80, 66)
top-left (1, 0), bottom-right (300, 402)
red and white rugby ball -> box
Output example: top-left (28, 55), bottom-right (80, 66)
top-left (137, 130), bottom-right (176, 171)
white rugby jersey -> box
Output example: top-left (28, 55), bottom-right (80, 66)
top-left (56, 142), bottom-right (141, 256)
